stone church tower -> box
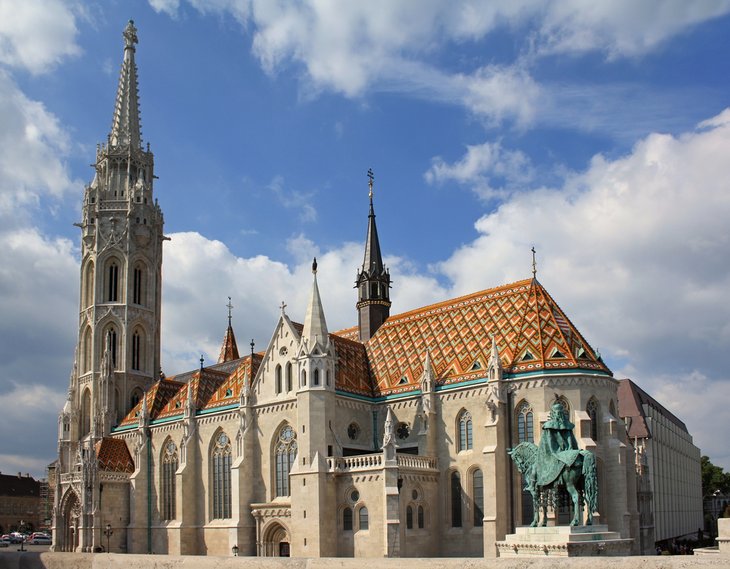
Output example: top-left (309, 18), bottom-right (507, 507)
top-left (54, 20), bottom-right (164, 552)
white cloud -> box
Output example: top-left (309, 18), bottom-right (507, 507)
top-left (0, 71), bottom-right (79, 220)
top-left (434, 109), bottom-right (730, 467)
top-left (537, 0), bottom-right (730, 59)
top-left (148, 0), bottom-right (181, 17)
top-left (0, 0), bottom-right (80, 74)
top-left (425, 140), bottom-right (534, 199)
top-left (267, 175), bottom-right (318, 223)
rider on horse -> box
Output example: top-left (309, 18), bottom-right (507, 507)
top-left (536, 398), bottom-right (581, 487)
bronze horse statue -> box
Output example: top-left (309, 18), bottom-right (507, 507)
top-left (508, 441), bottom-right (598, 527)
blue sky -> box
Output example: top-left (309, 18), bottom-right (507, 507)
top-left (1, 0), bottom-right (730, 478)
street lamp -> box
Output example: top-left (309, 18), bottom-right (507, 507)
top-left (232, 544), bottom-right (239, 556)
top-left (104, 524), bottom-right (113, 553)
top-left (18, 520), bottom-right (25, 552)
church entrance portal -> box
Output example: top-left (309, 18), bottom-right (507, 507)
top-left (261, 522), bottom-right (290, 557)
top-left (59, 489), bottom-right (81, 552)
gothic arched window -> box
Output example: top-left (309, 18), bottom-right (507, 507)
top-left (132, 263), bottom-right (145, 305)
top-left (82, 327), bottom-right (92, 373)
top-left (406, 505), bottom-right (413, 529)
top-left (81, 388), bottom-right (91, 437)
top-left (516, 401), bottom-right (534, 443)
top-left (301, 370), bottom-right (307, 387)
top-left (587, 398), bottom-right (599, 441)
top-left (285, 362), bottom-right (292, 392)
top-left (275, 425), bottom-right (297, 497)
top-left (162, 440), bottom-right (178, 521)
top-left (130, 388), bottom-right (143, 410)
top-left (314, 368), bottom-right (320, 386)
top-left (275, 365), bottom-right (282, 394)
top-left (450, 471), bottom-right (462, 527)
top-left (211, 432), bottom-right (232, 519)
top-left (418, 505), bottom-right (425, 528)
top-left (358, 506), bottom-right (369, 530)
top-left (106, 260), bottom-right (120, 302)
top-left (84, 262), bottom-right (94, 307)
top-left (458, 410), bottom-right (473, 451)
top-left (131, 328), bottom-right (144, 371)
top-left (473, 468), bottom-right (484, 527)
top-left (343, 507), bottom-right (353, 531)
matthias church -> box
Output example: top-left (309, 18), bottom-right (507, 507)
top-left (51, 21), bottom-right (701, 558)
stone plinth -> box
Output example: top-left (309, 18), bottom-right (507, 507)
top-left (718, 517), bottom-right (730, 554)
top-left (496, 525), bottom-right (634, 557)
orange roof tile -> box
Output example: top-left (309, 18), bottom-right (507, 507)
top-left (95, 437), bottom-right (134, 473)
top-left (334, 278), bottom-right (610, 397)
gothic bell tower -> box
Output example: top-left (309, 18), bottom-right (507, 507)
top-left (64, 20), bottom-right (164, 443)
top-left (356, 169), bottom-right (391, 342)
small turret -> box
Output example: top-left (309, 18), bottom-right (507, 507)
top-left (218, 297), bottom-right (240, 363)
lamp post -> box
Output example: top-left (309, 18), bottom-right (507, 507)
top-left (18, 520), bottom-right (25, 552)
top-left (232, 544), bottom-right (239, 556)
top-left (103, 524), bottom-right (113, 553)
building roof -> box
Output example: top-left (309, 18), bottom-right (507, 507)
top-left (617, 377), bottom-right (688, 439)
top-left (115, 277), bottom-right (609, 426)
top-left (95, 438), bottom-right (134, 473)
top-left (0, 472), bottom-right (40, 497)
top-left (218, 324), bottom-right (240, 363)
top-left (336, 277), bottom-right (610, 397)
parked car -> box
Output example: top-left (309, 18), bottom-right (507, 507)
top-left (0, 537), bottom-right (9, 548)
top-left (29, 536), bottom-right (51, 545)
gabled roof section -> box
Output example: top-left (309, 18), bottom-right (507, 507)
top-left (118, 354), bottom-right (263, 426)
top-left (95, 437), bottom-right (134, 473)
top-left (119, 378), bottom-right (184, 426)
top-left (109, 20), bottom-right (142, 149)
top-left (618, 378), bottom-right (688, 439)
top-left (218, 323), bottom-right (240, 363)
top-left (338, 278), bottom-right (610, 397)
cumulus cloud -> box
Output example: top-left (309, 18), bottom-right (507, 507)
top-left (434, 109), bottom-right (730, 467)
top-left (425, 140), bottom-right (534, 199)
top-left (0, 71), bottom-right (79, 221)
top-left (0, 0), bottom-right (80, 74)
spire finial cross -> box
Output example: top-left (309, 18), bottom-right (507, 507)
top-left (123, 20), bottom-right (138, 50)
top-left (279, 300), bottom-right (287, 315)
top-left (226, 296), bottom-right (234, 326)
top-left (367, 168), bottom-right (374, 202)
top-left (200, 354), bottom-right (204, 371)
top-left (250, 339), bottom-right (255, 357)
top-left (531, 246), bottom-right (537, 279)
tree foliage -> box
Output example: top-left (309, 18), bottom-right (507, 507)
top-left (701, 455), bottom-right (730, 497)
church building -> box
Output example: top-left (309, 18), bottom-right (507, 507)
top-left (52, 21), bottom-right (646, 557)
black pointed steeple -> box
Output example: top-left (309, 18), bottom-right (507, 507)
top-left (356, 169), bottom-right (391, 342)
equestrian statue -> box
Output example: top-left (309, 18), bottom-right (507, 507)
top-left (508, 398), bottom-right (598, 527)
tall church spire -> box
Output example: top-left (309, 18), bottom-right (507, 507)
top-left (303, 257), bottom-right (329, 347)
top-left (356, 169), bottom-right (391, 342)
top-left (109, 20), bottom-right (142, 148)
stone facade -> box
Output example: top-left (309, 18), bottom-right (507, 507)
top-left (51, 21), bottom-right (700, 559)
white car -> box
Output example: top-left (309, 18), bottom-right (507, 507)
top-left (30, 536), bottom-right (52, 545)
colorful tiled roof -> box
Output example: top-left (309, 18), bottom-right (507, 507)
top-left (95, 437), bottom-right (134, 473)
top-left (334, 278), bottom-right (610, 397)
top-left (118, 354), bottom-right (261, 426)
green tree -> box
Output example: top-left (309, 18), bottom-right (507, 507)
top-left (701, 455), bottom-right (730, 497)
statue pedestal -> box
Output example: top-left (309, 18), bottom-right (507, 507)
top-left (496, 525), bottom-right (634, 557)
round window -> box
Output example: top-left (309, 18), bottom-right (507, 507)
top-left (347, 422), bottom-right (360, 440)
top-left (350, 490), bottom-right (360, 503)
top-left (412, 489), bottom-right (418, 501)
top-left (396, 422), bottom-right (410, 440)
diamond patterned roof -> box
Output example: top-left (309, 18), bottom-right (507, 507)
top-left (334, 278), bottom-right (610, 397)
top-left (114, 278), bottom-right (609, 426)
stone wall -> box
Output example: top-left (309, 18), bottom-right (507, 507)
top-left (2, 553), bottom-right (730, 569)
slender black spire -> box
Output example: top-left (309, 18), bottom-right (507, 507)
top-left (356, 169), bottom-right (391, 342)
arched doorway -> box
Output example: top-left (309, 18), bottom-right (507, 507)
top-left (261, 521), bottom-right (290, 557)
top-left (60, 489), bottom-right (81, 552)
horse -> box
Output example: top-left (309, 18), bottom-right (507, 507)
top-left (508, 441), bottom-right (598, 527)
